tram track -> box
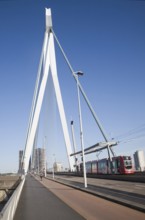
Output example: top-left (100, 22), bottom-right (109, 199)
top-left (49, 171), bottom-right (145, 183)
top-left (46, 174), bottom-right (145, 213)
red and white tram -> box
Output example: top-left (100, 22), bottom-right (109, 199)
top-left (79, 155), bottom-right (134, 175)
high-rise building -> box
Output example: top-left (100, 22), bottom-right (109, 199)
top-left (33, 148), bottom-right (46, 174)
top-left (134, 150), bottom-right (145, 172)
top-left (18, 150), bottom-right (23, 173)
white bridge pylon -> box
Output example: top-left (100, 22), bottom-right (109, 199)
top-left (23, 8), bottom-right (75, 173)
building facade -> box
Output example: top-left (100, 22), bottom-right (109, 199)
top-left (33, 148), bottom-right (46, 174)
top-left (53, 162), bottom-right (63, 172)
top-left (18, 150), bottom-right (23, 173)
top-left (134, 150), bottom-right (145, 172)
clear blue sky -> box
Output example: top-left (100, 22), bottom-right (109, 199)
top-left (0, 0), bottom-right (145, 172)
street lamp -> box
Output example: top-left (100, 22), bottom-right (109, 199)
top-left (75, 71), bottom-right (87, 188)
top-left (43, 136), bottom-right (47, 177)
top-left (70, 120), bottom-right (78, 170)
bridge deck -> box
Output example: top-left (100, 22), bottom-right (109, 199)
top-left (14, 174), bottom-right (145, 220)
top-left (14, 175), bottom-right (84, 220)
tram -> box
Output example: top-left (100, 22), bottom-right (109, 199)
top-left (80, 155), bottom-right (134, 174)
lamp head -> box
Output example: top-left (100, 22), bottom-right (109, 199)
top-left (76, 71), bottom-right (84, 76)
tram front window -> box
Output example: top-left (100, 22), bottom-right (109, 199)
top-left (123, 159), bottom-right (132, 169)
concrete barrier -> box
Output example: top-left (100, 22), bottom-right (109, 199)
top-left (0, 176), bottom-right (25, 220)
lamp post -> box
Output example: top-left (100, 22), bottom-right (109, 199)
top-left (43, 136), bottom-right (47, 177)
top-left (70, 120), bottom-right (78, 171)
top-left (75, 71), bottom-right (87, 188)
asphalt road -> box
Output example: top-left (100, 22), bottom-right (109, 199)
top-left (14, 175), bottom-right (145, 220)
top-left (35, 175), bottom-right (145, 220)
top-left (14, 175), bottom-right (85, 220)
top-left (47, 174), bottom-right (145, 212)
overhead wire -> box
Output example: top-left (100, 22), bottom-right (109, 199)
top-left (119, 133), bottom-right (145, 144)
top-left (113, 123), bottom-right (145, 140)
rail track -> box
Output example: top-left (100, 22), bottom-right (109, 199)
top-left (46, 173), bottom-right (145, 212)
top-left (48, 171), bottom-right (145, 183)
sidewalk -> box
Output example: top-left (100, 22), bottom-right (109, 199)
top-left (14, 175), bottom-right (85, 220)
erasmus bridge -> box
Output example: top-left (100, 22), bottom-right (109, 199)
top-left (0, 8), bottom-right (145, 220)
top-left (21, 8), bottom-right (117, 179)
